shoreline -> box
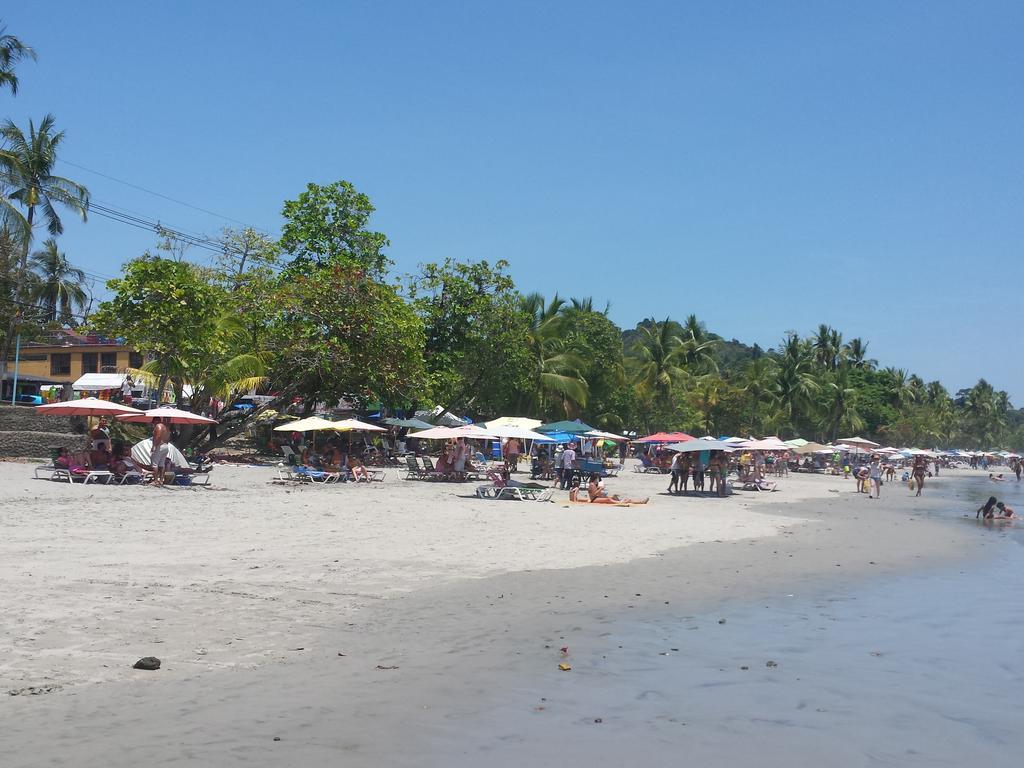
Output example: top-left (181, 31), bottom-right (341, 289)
top-left (0, 462), bottom-right (1006, 765)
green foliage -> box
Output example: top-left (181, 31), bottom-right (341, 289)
top-left (267, 262), bottom-right (424, 408)
top-left (0, 23), bottom-right (35, 96)
top-left (279, 181), bottom-right (388, 275)
top-left (29, 238), bottom-right (87, 323)
top-left (408, 258), bottom-right (531, 417)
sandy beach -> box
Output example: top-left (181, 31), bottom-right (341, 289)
top-left (1, 460), bottom-right (1015, 766)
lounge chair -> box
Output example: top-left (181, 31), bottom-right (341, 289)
top-left (420, 457), bottom-right (452, 481)
top-left (403, 455), bottom-right (426, 480)
top-left (742, 478), bottom-right (777, 492)
top-left (52, 468), bottom-right (115, 486)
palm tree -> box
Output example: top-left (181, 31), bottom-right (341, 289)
top-left (819, 364), bottom-right (863, 442)
top-left (29, 238), bottom-right (87, 323)
top-left (629, 318), bottom-right (688, 410)
top-left (519, 292), bottom-right (588, 417)
top-left (678, 313), bottom-right (718, 373)
top-left (777, 333), bottom-right (819, 432)
top-left (882, 367), bottom-right (916, 413)
top-left (741, 356), bottom-right (780, 435)
top-left (0, 114), bottom-right (89, 378)
top-left (842, 337), bottom-right (875, 369)
top-left (0, 24), bottom-right (35, 95)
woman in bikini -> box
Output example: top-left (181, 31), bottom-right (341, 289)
top-left (912, 455), bottom-right (927, 496)
top-left (569, 474), bottom-right (648, 504)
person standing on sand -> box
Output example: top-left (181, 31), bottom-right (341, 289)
top-left (868, 455), bottom-right (882, 499)
top-left (667, 451), bottom-right (682, 494)
top-left (912, 455), bottom-right (927, 496)
top-left (560, 442), bottom-right (577, 490)
top-left (152, 418), bottom-right (170, 486)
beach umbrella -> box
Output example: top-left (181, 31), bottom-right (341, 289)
top-left (484, 416), bottom-right (543, 430)
top-left (794, 441), bottom-right (828, 455)
top-left (540, 431), bottom-right (576, 444)
top-left (383, 417), bottom-right (435, 430)
top-left (837, 436), bottom-right (880, 449)
top-left (585, 429), bottom-right (629, 442)
top-left (117, 406), bottom-right (217, 425)
top-left (35, 397), bottom-right (144, 417)
top-left (664, 438), bottom-right (733, 453)
top-left (329, 418), bottom-right (387, 432)
top-left (486, 425), bottom-right (555, 442)
top-left (409, 425), bottom-right (498, 440)
top-left (634, 431), bottom-right (694, 444)
top-left (272, 416), bottom-right (340, 432)
top-left (739, 438), bottom-right (790, 451)
top-left (785, 438), bottom-right (809, 448)
top-left (537, 419), bottom-right (595, 435)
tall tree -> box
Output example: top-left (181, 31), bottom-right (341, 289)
top-left (519, 292), bottom-right (588, 417)
top-left (0, 23), bottom-right (35, 96)
top-left (29, 238), bottom-right (87, 323)
top-left (0, 114), bottom-right (89, 379)
top-left (278, 180), bottom-right (388, 275)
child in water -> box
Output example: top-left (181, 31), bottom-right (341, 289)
top-left (976, 497), bottom-right (998, 519)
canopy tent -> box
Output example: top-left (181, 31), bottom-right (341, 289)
top-left (537, 420), bottom-right (595, 435)
top-left (784, 438), bottom-right (809, 448)
top-left (665, 438), bottom-right (734, 453)
top-left (794, 441), bottom-right (829, 455)
top-left (35, 397), bottom-right (143, 417)
top-left (72, 373), bottom-right (127, 391)
top-left (383, 417), bottom-right (435, 430)
top-left (408, 425), bottom-right (497, 440)
top-left (484, 416), bottom-right (543, 430)
top-left (131, 438), bottom-right (189, 469)
top-left (634, 431), bottom-right (694, 444)
top-left (117, 406), bottom-right (217, 425)
top-left (837, 436), bottom-right (880, 449)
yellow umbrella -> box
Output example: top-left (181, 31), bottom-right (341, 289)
top-left (272, 416), bottom-right (339, 432)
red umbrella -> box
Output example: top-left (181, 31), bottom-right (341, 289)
top-left (117, 406), bottom-right (217, 425)
top-left (35, 397), bottom-right (144, 417)
top-left (633, 431), bottom-right (694, 444)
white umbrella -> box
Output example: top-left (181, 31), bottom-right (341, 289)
top-left (409, 425), bottom-right (498, 440)
top-left (35, 397), bottom-right (144, 417)
top-left (837, 436), bottom-right (880, 449)
top-left (484, 416), bottom-right (543, 430)
top-left (665, 438), bottom-right (734, 453)
top-left (329, 418), bottom-right (387, 432)
top-left (585, 429), bottom-right (629, 442)
top-left (486, 425), bottom-right (554, 442)
top-left (740, 438), bottom-right (790, 451)
top-left (117, 406), bottom-right (217, 425)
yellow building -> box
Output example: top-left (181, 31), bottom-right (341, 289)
top-left (3, 330), bottom-right (143, 400)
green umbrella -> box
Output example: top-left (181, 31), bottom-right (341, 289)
top-left (537, 419), bottom-right (595, 434)
top-left (383, 417), bottom-right (435, 430)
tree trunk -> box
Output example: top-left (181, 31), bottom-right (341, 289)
top-left (0, 205), bottom-right (34, 384)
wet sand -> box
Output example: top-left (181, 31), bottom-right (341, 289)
top-left (1, 462), bottom-right (1017, 766)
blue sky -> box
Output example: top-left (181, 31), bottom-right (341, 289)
top-left (5, 1), bottom-right (1022, 402)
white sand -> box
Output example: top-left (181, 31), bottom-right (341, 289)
top-left (0, 460), bottom-right (818, 692)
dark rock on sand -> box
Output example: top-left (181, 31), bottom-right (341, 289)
top-left (133, 657), bottom-right (161, 670)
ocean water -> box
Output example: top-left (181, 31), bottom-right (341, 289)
top-left (431, 474), bottom-right (1024, 767)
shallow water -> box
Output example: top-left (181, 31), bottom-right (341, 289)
top-left (427, 474), bottom-right (1024, 767)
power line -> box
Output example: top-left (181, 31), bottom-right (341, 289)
top-left (57, 158), bottom-right (270, 233)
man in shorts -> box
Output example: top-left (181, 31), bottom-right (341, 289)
top-left (151, 419), bottom-right (171, 486)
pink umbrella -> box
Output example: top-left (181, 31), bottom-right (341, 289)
top-left (35, 397), bottom-right (144, 417)
top-left (117, 406), bottom-right (217, 425)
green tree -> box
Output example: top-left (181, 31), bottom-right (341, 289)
top-left (279, 181), bottom-right (388, 275)
top-left (91, 256), bottom-right (226, 398)
top-left (519, 292), bottom-right (589, 417)
top-left (776, 333), bottom-right (819, 434)
top-left (29, 238), bottom-right (87, 323)
top-left (741, 356), bottom-right (780, 436)
top-left (0, 23), bottom-right (35, 96)
top-left (0, 114), bottom-right (89, 380)
top-left (267, 262), bottom-right (425, 409)
top-left (408, 258), bottom-right (531, 417)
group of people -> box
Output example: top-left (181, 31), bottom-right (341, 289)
top-left (976, 497), bottom-right (1015, 520)
top-left (666, 451), bottom-right (729, 497)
